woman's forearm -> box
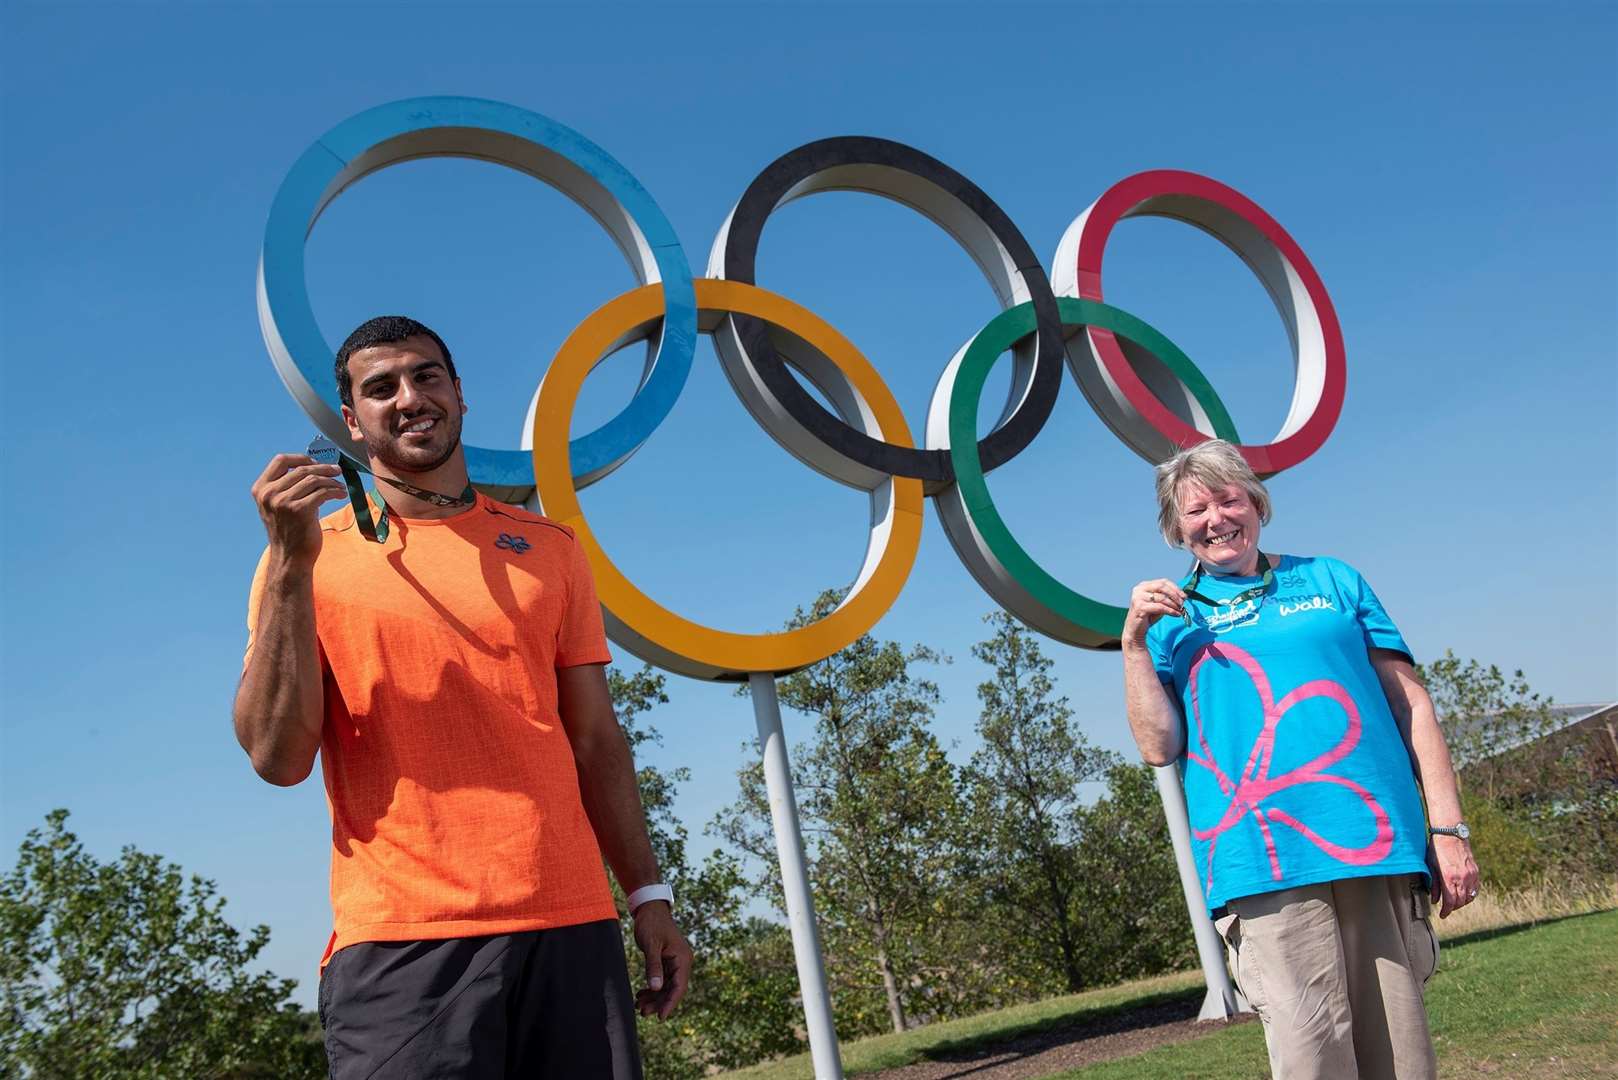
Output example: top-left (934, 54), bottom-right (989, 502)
top-left (1372, 649), bottom-right (1463, 823)
top-left (1372, 647), bottom-right (1480, 914)
top-left (1123, 642), bottom-right (1185, 765)
top-left (1408, 702), bottom-right (1464, 826)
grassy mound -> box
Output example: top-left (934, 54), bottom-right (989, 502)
top-left (724, 898), bottom-right (1617, 1080)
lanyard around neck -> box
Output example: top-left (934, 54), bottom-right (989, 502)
top-left (307, 436), bottom-right (476, 544)
top-left (1182, 552), bottom-right (1274, 626)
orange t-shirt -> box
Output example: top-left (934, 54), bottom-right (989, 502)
top-left (244, 494), bottom-right (618, 965)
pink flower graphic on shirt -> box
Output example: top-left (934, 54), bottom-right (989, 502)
top-left (1185, 642), bottom-right (1393, 897)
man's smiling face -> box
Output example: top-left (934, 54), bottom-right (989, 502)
top-left (340, 335), bottom-right (466, 475)
top-left (1178, 480), bottom-right (1263, 574)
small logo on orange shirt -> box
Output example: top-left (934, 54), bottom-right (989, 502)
top-left (495, 533), bottom-right (531, 554)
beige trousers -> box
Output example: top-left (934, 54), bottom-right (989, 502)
top-left (1214, 875), bottom-right (1439, 1080)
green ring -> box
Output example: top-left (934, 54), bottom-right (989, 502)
top-left (945, 297), bottom-right (1241, 646)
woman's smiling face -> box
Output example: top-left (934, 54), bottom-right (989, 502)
top-left (1178, 480), bottom-right (1263, 575)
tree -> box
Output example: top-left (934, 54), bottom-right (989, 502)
top-left (1419, 651), bottom-right (1560, 803)
top-left (666, 914), bottom-right (803, 1071)
top-left (1067, 764), bottom-right (1197, 985)
top-left (959, 612), bottom-right (1118, 993)
top-left (1419, 651), bottom-right (1618, 890)
top-left (715, 591), bottom-right (969, 1035)
top-left (609, 664), bottom-right (685, 889)
top-left (606, 665), bottom-right (801, 1077)
top-left (0, 810), bottom-right (324, 1080)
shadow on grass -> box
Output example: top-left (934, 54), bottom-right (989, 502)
top-left (915, 988), bottom-right (1211, 1070)
top-left (896, 913), bottom-right (1613, 1076)
top-left (1440, 906), bottom-right (1615, 950)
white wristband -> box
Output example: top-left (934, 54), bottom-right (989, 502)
top-left (627, 882), bottom-right (674, 914)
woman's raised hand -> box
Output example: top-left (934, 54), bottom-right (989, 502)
top-left (1124, 579), bottom-right (1187, 646)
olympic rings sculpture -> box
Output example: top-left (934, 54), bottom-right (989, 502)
top-left (258, 96), bottom-right (1346, 680)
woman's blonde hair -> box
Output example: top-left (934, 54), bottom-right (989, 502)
top-left (1154, 439), bottom-right (1272, 548)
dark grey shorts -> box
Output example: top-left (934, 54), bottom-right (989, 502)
top-left (318, 919), bottom-right (642, 1080)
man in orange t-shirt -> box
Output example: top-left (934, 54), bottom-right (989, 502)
top-left (235, 316), bottom-right (690, 1079)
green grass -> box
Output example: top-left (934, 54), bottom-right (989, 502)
top-left (1054, 909), bottom-right (1618, 1079)
top-left (721, 970), bottom-right (1207, 1079)
top-left (723, 908), bottom-right (1618, 1080)
top-left (1426, 910), bottom-right (1618, 1078)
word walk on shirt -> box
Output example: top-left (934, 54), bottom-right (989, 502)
top-left (1146, 555), bottom-right (1429, 912)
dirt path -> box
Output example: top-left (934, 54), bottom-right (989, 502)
top-left (862, 998), bottom-right (1258, 1080)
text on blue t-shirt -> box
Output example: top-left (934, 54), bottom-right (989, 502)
top-left (1145, 555), bottom-right (1430, 913)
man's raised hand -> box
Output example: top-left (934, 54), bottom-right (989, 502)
top-left (251, 454), bottom-right (346, 567)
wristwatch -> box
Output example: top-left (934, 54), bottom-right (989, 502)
top-left (627, 882), bottom-right (675, 914)
top-left (1429, 822), bottom-right (1470, 840)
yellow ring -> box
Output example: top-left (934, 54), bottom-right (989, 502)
top-left (532, 279), bottom-right (925, 680)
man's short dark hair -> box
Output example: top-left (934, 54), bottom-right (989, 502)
top-left (335, 316), bottom-right (458, 408)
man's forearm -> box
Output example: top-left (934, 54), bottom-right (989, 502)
top-left (573, 727), bottom-right (662, 894)
top-left (557, 664), bottom-right (664, 894)
top-left (233, 558), bottom-right (324, 786)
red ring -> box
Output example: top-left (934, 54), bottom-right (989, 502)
top-left (1072, 170), bottom-right (1346, 475)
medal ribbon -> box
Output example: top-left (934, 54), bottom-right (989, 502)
top-left (1182, 552), bottom-right (1274, 626)
top-left (306, 436), bottom-right (475, 544)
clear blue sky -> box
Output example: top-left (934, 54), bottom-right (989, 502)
top-left (3, 2), bottom-right (1614, 1007)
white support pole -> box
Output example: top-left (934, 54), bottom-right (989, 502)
top-left (1152, 764), bottom-right (1249, 1020)
top-left (750, 673), bottom-right (845, 1079)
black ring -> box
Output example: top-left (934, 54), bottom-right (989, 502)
top-left (713, 136), bottom-right (1065, 490)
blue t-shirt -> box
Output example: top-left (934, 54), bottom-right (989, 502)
top-left (1145, 555), bottom-right (1429, 913)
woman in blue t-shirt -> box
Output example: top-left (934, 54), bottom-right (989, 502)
top-left (1122, 439), bottom-right (1479, 1080)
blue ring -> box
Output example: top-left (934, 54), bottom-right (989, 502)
top-left (257, 96), bottom-right (697, 488)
